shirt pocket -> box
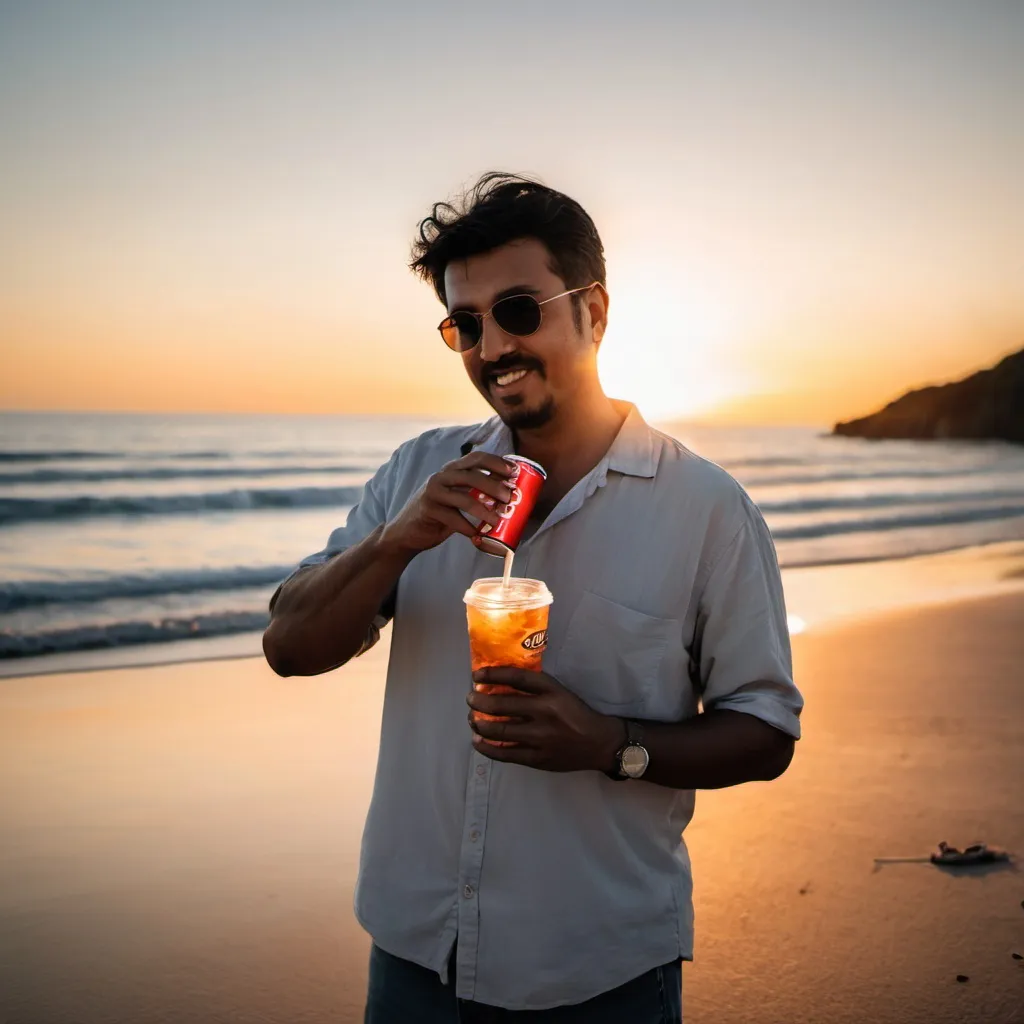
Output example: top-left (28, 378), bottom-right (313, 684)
top-left (552, 590), bottom-right (677, 714)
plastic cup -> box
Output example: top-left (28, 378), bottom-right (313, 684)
top-left (464, 577), bottom-right (553, 745)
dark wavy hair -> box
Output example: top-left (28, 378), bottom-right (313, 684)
top-left (410, 172), bottom-right (606, 330)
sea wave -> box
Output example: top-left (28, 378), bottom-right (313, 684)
top-left (0, 463), bottom-right (368, 485)
top-left (0, 610), bottom-right (270, 659)
top-left (757, 489), bottom-right (1024, 515)
top-left (771, 504), bottom-right (1024, 540)
top-left (0, 447), bottom-right (390, 464)
top-left (4, 514), bottom-right (1024, 660)
top-left (737, 464), bottom-right (1017, 488)
top-left (716, 455), bottom-right (808, 470)
top-left (0, 448), bottom-right (271, 462)
top-left (0, 450), bottom-right (121, 462)
top-left (0, 566), bottom-right (295, 613)
top-left (3, 473), bottom-right (1018, 529)
top-left (0, 485), bottom-right (364, 525)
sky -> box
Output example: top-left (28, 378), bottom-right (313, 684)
top-left (1, 0), bottom-right (1022, 424)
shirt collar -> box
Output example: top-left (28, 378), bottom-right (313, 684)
top-left (464, 417), bottom-right (512, 457)
top-left (463, 402), bottom-right (658, 479)
top-left (605, 402), bottom-right (658, 478)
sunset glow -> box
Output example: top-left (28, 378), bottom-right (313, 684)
top-left (1, 3), bottom-right (1021, 424)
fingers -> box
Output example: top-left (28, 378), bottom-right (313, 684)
top-left (440, 489), bottom-right (503, 527)
top-left (473, 667), bottom-right (554, 695)
top-left (426, 472), bottom-right (507, 525)
top-left (468, 711), bottom-right (523, 744)
top-left (397, 452), bottom-right (519, 553)
top-left (469, 714), bottom-right (542, 761)
top-left (440, 467), bottom-right (515, 505)
top-left (458, 452), bottom-right (516, 479)
top-left (471, 718), bottom-right (535, 746)
top-left (467, 689), bottom-right (536, 719)
top-left (471, 734), bottom-right (540, 765)
top-left (425, 505), bottom-right (480, 539)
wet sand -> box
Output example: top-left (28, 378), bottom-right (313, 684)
top-left (1, 558), bottom-right (1022, 1022)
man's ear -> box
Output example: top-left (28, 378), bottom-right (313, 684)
top-left (588, 284), bottom-right (609, 348)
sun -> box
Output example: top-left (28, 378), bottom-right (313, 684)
top-left (597, 276), bottom-right (753, 423)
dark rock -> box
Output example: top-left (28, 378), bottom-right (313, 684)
top-left (832, 347), bottom-right (1024, 444)
top-left (956, 975), bottom-right (970, 983)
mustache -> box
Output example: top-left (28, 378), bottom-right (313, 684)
top-left (481, 355), bottom-right (545, 381)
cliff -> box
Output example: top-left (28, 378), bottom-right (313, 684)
top-left (832, 347), bottom-right (1024, 444)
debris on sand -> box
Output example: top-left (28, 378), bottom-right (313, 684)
top-left (930, 842), bottom-right (1010, 866)
top-left (873, 841), bottom-right (1012, 867)
top-left (956, 975), bottom-right (970, 983)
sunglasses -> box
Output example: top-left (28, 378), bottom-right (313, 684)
top-left (438, 284), bottom-right (596, 352)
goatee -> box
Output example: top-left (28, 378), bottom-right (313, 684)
top-left (498, 396), bottom-right (556, 431)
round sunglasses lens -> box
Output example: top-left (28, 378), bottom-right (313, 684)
top-left (439, 318), bottom-right (459, 350)
top-left (441, 313), bottom-right (480, 351)
top-left (492, 295), bottom-right (542, 336)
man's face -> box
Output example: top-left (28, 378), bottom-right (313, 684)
top-left (443, 238), bottom-right (602, 431)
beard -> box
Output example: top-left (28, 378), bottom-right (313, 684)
top-left (496, 394), bottom-right (557, 431)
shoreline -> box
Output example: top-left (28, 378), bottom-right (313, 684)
top-left (782, 537), bottom-right (1024, 634)
top-left (3, 539), bottom-right (1023, 682)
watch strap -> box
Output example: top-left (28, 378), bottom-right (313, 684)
top-left (603, 718), bottom-right (644, 781)
top-left (603, 717), bottom-right (629, 780)
top-left (624, 719), bottom-right (644, 747)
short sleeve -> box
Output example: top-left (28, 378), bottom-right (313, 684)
top-left (296, 456), bottom-right (392, 571)
top-left (270, 453), bottom-right (398, 656)
top-left (693, 505), bottom-right (803, 739)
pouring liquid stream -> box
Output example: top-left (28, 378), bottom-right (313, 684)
top-left (502, 548), bottom-right (514, 591)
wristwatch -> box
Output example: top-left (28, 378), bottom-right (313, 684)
top-left (605, 719), bottom-right (649, 780)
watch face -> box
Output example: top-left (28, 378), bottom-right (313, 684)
top-left (621, 744), bottom-right (649, 778)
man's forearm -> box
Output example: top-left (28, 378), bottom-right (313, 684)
top-left (263, 524), bottom-right (413, 677)
top-left (599, 708), bottom-right (796, 789)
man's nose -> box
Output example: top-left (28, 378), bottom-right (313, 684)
top-left (477, 315), bottom-right (517, 364)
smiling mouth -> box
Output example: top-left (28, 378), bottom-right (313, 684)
top-left (489, 368), bottom-right (533, 390)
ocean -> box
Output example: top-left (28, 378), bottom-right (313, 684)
top-left (2, 411), bottom-right (1023, 675)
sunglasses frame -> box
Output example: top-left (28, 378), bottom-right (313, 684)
top-left (438, 283), bottom-right (597, 352)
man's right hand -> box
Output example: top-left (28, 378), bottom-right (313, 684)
top-left (380, 451), bottom-right (516, 557)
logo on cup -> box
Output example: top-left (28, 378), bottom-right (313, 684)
top-left (521, 629), bottom-right (548, 651)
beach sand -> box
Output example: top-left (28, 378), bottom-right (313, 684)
top-left (684, 591), bottom-right (1024, 1024)
top-left (2, 553), bottom-right (1023, 1023)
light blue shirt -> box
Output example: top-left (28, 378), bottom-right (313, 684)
top-left (294, 404), bottom-right (803, 1010)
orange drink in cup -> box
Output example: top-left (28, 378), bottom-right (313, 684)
top-left (464, 578), bottom-right (553, 746)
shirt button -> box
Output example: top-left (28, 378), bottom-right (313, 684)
top-left (470, 830), bottom-right (480, 842)
top-left (463, 884), bottom-right (474, 899)
top-left (475, 765), bottom-right (486, 776)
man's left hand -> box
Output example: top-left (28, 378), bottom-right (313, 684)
top-left (467, 667), bottom-right (625, 772)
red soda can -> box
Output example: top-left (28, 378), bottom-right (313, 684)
top-left (470, 455), bottom-right (547, 556)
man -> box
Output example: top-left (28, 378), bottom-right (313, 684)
top-left (263, 173), bottom-right (803, 1022)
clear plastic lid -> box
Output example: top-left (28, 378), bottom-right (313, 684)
top-left (463, 577), bottom-right (553, 610)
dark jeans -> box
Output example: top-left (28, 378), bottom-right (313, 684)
top-left (365, 943), bottom-right (682, 1023)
